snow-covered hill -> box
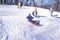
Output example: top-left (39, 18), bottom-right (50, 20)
top-left (0, 5), bottom-right (60, 40)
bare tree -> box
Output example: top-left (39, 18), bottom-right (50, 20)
top-left (55, 0), bottom-right (59, 10)
top-left (2, 0), bottom-right (4, 4)
top-left (32, 0), bottom-right (36, 6)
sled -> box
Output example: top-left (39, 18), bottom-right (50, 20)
top-left (28, 20), bottom-right (42, 26)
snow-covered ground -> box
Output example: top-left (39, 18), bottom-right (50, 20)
top-left (0, 5), bottom-right (60, 40)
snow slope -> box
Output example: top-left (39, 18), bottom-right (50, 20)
top-left (0, 5), bottom-right (60, 40)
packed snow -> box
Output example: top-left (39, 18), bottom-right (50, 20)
top-left (0, 5), bottom-right (60, 40)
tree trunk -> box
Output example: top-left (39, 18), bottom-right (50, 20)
top-left (55, 0), bottom-right (59, 10)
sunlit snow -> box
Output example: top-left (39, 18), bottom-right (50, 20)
top-left (0, 5), bottom-right (60, 40)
